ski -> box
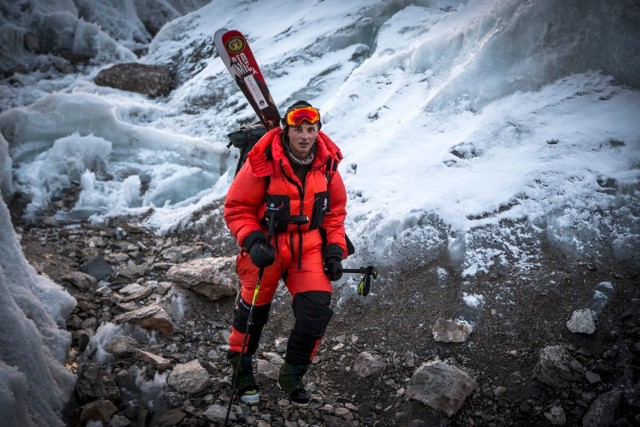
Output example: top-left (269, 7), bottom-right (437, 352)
top-left (214, 28), bottom-right (281, 130)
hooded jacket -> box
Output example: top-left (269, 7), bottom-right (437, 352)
top-left (224, 127), bottom-right (348, 263)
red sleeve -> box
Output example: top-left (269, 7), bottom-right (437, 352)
top-left (323, 170), bottom-right (348, 258)
top-left (223, 161), bottom-right (267, 248)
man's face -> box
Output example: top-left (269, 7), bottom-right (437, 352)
top-left (287, 122), bottom-right (319, 159)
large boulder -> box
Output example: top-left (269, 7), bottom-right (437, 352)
top-left (166, 256), bottom-right (237, 301)
top-left (94, 63), bottom-right (174, 97)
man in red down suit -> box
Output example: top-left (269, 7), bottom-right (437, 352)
top-left (223, 101), bottom-right (348, 405)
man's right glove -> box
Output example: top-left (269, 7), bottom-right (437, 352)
top-left (244, 231), bottom-right (276, 268)
top-left (323, 244), bottom-right (343, 281)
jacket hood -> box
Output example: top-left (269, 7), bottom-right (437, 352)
top-left (247, 128), bottom-right (342, 178)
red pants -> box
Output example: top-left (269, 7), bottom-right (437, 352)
top-left (228, 230), bottom-right (334, 365)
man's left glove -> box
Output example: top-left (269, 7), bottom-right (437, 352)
top-left (324, 244), bottom-right (343, 281)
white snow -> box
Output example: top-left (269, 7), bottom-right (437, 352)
top-left (463, 293), bottom-right (484, 309)
top-left (1, 0), bottom-right (639, 425)
top-left (0, 132), bottom-right (76, 427)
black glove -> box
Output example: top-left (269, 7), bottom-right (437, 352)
top-left (324, 244), bottom-right (343, 281)
top-left (244, 231), bottom-right (276, 268)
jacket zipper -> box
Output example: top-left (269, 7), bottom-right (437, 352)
top-left (280, 161), bottom-right (306, 269)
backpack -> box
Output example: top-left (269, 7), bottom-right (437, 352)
top-left (226, 122), bottom-right (267, 177)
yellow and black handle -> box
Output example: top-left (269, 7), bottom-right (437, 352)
top-left (342, 266), bottom-right (378, 296)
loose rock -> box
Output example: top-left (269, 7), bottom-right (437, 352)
top-left (406, 359), bottom-right (477, 417)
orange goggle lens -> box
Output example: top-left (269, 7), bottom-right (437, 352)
top-left (285, 106), bottom-right (320, 126)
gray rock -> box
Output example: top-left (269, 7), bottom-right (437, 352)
top-left (135, 349), bottom-right (173, 371)
top-left (94, 63), bottom-right (175, 97)
top-left (432, 317), bottom-right (473, 343)
top-left (107, 414), bottom-right (131, 427)
top-left (585, 370), bottom-right (601, 384)
top-left (335, 407), bottom-right (354, 421)
top-left (67, 314), bottom-right (83, 330)
top-left (156, 281), bottom-right (173, 295)
top-left (148, 408), bottom-right (186, 427)
top-left (353, 351), bottom-right (387, 377)
top-left (566, 308), bottom-right (596, 334)
top-left (80, 256), bottom-right (113, 281)
top-left (582, 390), bottom-right (622, 427)
top-left (166, 256), bottom-right (237, 301)
top-left (160, 245), bottom-right (202, 263)
top-left (114, 303), bottom-right (177, 337)
top-left (121, 285), bottom-right (154, 302)
top-left (52, 57), bottom-right (73, 74)
top-left (167, 359), bottom-right (210, 393)
top-left (104, 335), bottom-right (139, 357)
top-left (274, 337), bottom-right (288, 353)
top-left (62, 271), bottom-right (98, 290)
top-left (533, 345), bottom-right (584, 388)
top-left (204, 404), bottom-right (234, 422)
top-left (81, 316), bottom-right (98, 330)
top-left (256, 358), bottom-right (280, 380)
top-left (116, 260), bottom-right (149, 279)
top-left (96, 284), bottom-right (112, 295)
top-left (119, 283), bottom-right (145, 295)
top-left (111, 252), bottom-right (130, 263)
top-left (544, 405), bottom-right (566, 425)
top-left (406, 359), bottom-right (477, 417)
top-left (76, 399), bottom-right (118, 426)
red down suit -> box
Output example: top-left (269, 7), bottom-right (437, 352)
top-left (223, 127), bottom-right (347, 363)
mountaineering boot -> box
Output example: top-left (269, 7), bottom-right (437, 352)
top-left (228, 352), bottom-right (260, 405)
top-left (278, 361), bottom-right (310, 405)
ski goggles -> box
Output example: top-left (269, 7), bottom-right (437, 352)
top-left (285, 106), bottom-right (321, 126)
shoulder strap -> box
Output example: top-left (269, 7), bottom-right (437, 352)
top-left (248, 130), bottom-right (279, 177)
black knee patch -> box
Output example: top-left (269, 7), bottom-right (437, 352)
top-left (292, 291), bottom-right (333, 338)
top-left (232, 298), bottom-right (272, 356)
top-left (232, 298), bottom-right (271, 332)
top-left (285, 292), bottom-right (333, 364)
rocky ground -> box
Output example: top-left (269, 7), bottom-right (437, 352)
top-left (8, 191), bottom-right (640, 427)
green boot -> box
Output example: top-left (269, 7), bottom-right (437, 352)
top-left (228, 353), bottom-right (260, 405)
top-left (278, 361), bottom-right (310, 405)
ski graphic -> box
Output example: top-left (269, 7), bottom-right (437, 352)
top-left (214, 28), bottom-right (281, 130)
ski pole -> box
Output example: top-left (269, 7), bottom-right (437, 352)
top-left (224, 211), bottom-right (284, 426)
top-left (341, 266), bottom-right (378, 296)
top-left (224, 266), bottom-right (265, 426)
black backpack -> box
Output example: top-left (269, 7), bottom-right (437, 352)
top-left (226, 122), bottom-right (267, 177)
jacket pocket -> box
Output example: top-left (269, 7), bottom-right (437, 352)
top-left (263, 194), bottom-right (290, 232)
top-left (308, 191), bottom-right (328, 229)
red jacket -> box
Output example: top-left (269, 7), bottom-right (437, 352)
top-left (224, 128), bottom-right (347, 260)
